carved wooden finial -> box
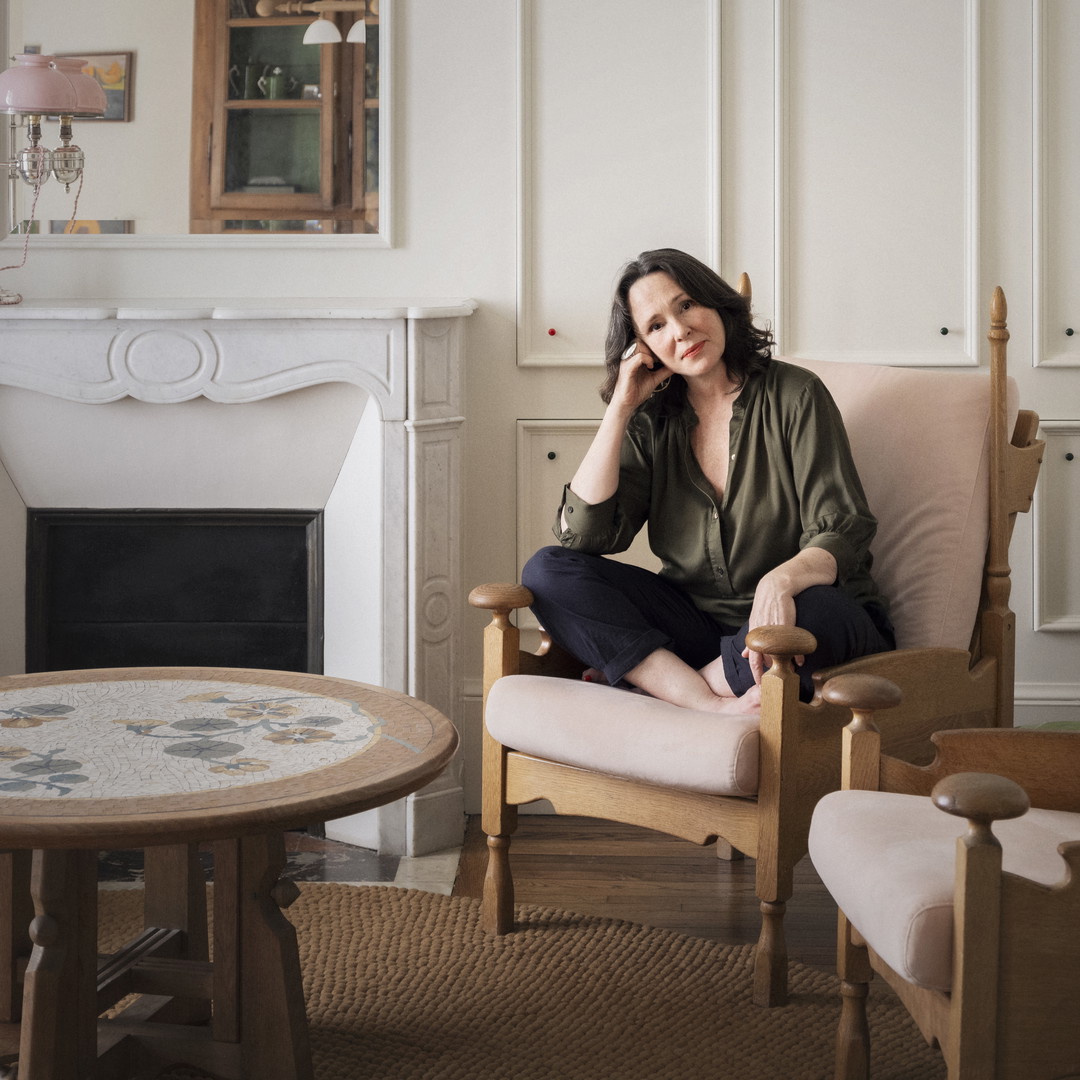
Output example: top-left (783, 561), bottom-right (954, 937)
top-left (989, 285), bottom-right (1008, 341)
top-left (468, 582), bottom-right (533, 612)
top-left (823, 674), bottom-right (902, 714)
top-left (932, 771), bottom-right (1029, 826)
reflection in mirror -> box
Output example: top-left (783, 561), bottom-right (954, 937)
top-left (1, 0), bottom-right (388, 244)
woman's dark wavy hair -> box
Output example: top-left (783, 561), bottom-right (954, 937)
top-left (600, 248), bottom-right (773, 416)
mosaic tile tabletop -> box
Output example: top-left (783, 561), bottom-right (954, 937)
top-left (0, 678), bottom-right (392, 799)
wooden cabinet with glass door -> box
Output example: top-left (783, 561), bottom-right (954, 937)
top-left (190, 0), bottom-right (379, 234)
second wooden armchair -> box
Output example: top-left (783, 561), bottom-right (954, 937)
top-left (809, 681), bottom-right (1080, 1078)
top-left (469, 287), bottom-right (1043, 1006)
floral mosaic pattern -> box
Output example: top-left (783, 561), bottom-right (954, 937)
top-left (0, 680), bottom-right (391, 800)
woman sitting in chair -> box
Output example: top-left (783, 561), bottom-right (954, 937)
top-left (523, 248), bottom-right (895, 712)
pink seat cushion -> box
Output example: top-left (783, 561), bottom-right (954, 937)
top-left (809, 790), bottom-right (1079, 990)
top-left (486, 675), bottom-right (760, 797)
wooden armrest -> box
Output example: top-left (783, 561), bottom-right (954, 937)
top-left (469, 582), bottom-right (534, 613)
top-left (913, 729), bottom-right (1080, 812)
top-left (932, 771), bottom-right (1030, 826)
top-left (823, 674), bottom-right (904, 792)
top-left (822, 673), bottom-right (903, 714)
top-left (469, 581), bottom-right (583, 684)
top-left (745, 625), bottom-right (817, 659)
top-left (1006, 410), bottom-right (1044, 515)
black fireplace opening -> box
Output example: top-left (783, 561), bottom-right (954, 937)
top-left (26, 509), bottom-right (324, 674)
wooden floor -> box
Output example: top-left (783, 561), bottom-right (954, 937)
top-left (453, 814), bottom-right (840, 971)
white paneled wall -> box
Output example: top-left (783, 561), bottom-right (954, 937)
top-left (1033, 422), bottom-right (1080, 631)
top-left (779, 0), bottom-right (975, 364)
top-left (518, 0), bottom-right (720, 366)
top-left (1036, 0), bottom-right (1080, 369)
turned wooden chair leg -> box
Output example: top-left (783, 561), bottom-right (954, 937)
top-left (482, 834), bottom-right (514, 934)
top-left (836, 979), bottom-right (871, 1080)
top-left (752, 899), bottom-right (788, 1007)
top-left (829, 907), bottom-right (872, 1075)
top-left (835, 911), bottom-right (872, 1079)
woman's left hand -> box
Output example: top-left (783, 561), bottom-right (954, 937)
top-left (741, 548), bottom-right (838, 684)
top-left (742, 573), bottom-right (800, 684)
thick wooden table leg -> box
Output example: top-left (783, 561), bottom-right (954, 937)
top-left (143, 843), bottom-right (209, 961)
top-left (142, 843), bottom-right (211, 1025)
top-left (0, 851), bottom-right (32, 1069)
top-left (19, 849), bottom-right (97, 1080)
top-left (213, 833), bottom-right (312, 1080)
top-left (0, 851), bottom-right (32, 1022)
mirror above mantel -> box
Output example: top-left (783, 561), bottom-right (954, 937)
top-left (0, 0), bottom-right (391, 249)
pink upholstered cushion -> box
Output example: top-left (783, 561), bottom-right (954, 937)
top-left (486, 675), bottom-right (761, 797)
top-left (809, 790), bottom-right (1078, 990)
top-left (790, 358), bottom-right (1018, 651)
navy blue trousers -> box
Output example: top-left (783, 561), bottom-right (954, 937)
top-left (521, 546), bottom-right (895, 703)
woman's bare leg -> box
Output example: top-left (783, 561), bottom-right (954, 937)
top-left (624, 649), bottom-right (759, 713)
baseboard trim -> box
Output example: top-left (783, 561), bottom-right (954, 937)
top-left (1014, 683), bottom-right (1080, 727)
top-left (324, 784), bottom-right (466, 857)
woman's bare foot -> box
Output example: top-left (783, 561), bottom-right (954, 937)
top-left (717, 683), bottom-right (761, 713)
top-left (619, 649), bottom-right (749, 713)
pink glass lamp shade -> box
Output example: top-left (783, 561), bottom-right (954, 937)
top-left (50, 57), bottom-right (108, 117)
top-left (0, 54), bottom-right (77, 114)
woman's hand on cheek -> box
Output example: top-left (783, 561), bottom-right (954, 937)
top-left (611, 345), bottom-right (669, 411)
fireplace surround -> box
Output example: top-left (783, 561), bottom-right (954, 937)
top-left (0, 297), bottom-right (475, 855)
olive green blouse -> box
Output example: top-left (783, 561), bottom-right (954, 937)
top-left (554, 360), bottom-right (886, 626)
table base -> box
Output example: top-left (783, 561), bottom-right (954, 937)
top-left (0, 835), bottom-right (312, 1080)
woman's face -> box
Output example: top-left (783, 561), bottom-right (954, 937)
top-left (627, 271), bottom-right (728, 382)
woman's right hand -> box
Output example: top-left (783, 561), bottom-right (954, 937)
top-left (610, 342), bottom-right (670, 413)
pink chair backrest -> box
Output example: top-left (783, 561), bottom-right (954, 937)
top-left (788, 358), bottom-right (1018, 651)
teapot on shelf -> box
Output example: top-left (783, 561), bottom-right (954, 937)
top-left (258, 66), bottom-right (298, 100)
top-left (229, 60), bottom-right (263, 99)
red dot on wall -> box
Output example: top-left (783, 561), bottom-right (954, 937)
top-left (548, 328), bottom-right (556, 336)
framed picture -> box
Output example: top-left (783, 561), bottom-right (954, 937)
top-left (56, 52), bottom-right (133, 121)
top-left (50, 219), bottom-right (134, 235)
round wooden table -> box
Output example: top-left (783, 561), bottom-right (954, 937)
top-left (0, 667), bottom-right (458, 1080)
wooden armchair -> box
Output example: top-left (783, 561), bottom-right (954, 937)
top-left (809, 678), bottom-right (1080, 1078)
top-left (469, 287), bottom-right (1044, 1007)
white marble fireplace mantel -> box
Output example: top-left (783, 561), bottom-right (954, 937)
top-left (0, 297), bottom-right (476, 856)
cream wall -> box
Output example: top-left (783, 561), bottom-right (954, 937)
top-left (2, 1), bottom-right (1078, 815)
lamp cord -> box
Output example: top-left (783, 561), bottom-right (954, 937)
top-left (1, 149), bottom-right (85, 304)
top-left (1, 147), bottom-right (47, 276)
top-left (0, 171), bottom-right (43, 305)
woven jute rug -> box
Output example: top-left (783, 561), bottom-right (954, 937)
top-left (98, 883), bottom-right (945, 1080)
